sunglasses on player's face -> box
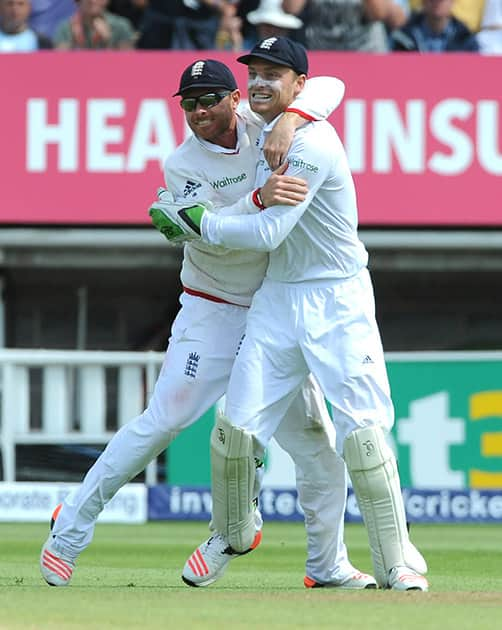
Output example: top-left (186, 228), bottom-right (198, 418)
top-left (180, 91), bottom-right (232, 112)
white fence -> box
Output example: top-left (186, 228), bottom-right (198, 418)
top-left (0, 349), bottom-right (165, 483)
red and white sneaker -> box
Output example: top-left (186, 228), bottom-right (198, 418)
top-left (304, 570), bottom-right (377, 590)
top-left (40, 503), bottom-right (77, 587)
top-left (40, 536), bottom-right (76, 586)
top-left (388, 566), bottom-right (429, 591)
top-left (182, 530), bottom-right (262, 587)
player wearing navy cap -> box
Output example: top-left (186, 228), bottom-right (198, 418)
top-left (40, 57), bottom-right (376, 592)
top-left (160, 38), bottom-right (429, 591)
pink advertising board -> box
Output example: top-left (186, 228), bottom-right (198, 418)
top-left (1, 51), bottom-right (500, 225)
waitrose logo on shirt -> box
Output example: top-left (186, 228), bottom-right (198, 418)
top-left (289, 158), bottom-right (319, 173)
top-left (211, 172), bottom-right (247, 189)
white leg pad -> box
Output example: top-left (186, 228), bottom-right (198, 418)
top-left (210, 413), bottom-right (256, 553)
top-left (343, 426), bottom-right (427, 587)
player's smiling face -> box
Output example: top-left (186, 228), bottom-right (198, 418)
top-left (247, 60), bottom-right (305, 123)
top-left (183, 88), bottom-right (240, 149)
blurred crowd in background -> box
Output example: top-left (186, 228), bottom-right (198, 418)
top-left (0, 0), bottom-right (501, 55)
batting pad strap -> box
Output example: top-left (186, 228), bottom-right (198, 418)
top-left (210, 413), bottom-right (256, 553)
top-left (344, 426), bottom-right (421, 587)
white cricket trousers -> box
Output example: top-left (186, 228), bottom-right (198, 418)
top-left (224, 267), bottom-right (395, 455)
top-left (52, 293), bottom-right (353, 583)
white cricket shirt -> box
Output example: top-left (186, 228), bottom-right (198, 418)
top-left (164, 77), bottom-right (346, 303)
top-left (202, 116), bottom-right (369, 283)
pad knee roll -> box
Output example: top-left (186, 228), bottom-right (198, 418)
top-left (210, 413), bottom-right (256, 553)
top-left (344, 425), bottom-right (426, 587)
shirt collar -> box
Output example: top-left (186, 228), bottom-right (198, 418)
top-left (193, 113), bottom-right (246, 154)
top-left (262, 112), bottom-right (285, 134)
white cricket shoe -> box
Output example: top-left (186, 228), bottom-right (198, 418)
top-left (40, 503), bottom-right (78, 587)
top-left (388, 566), bottom-right (429, 591)
top-left (304, 570), bottom-right (377, 590)
top-left (182, 530), bottom-right (262, 587)
top-left (40, 535), bottom-right (76, 586)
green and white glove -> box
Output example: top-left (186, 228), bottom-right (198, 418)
top-left (148, 188), bottom-right (212, 244)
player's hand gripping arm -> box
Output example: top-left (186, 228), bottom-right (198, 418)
top-left (148, 77), bottom-right (345, 245)
top-left (258, 162), bottom-right (307, 207)
top-left (202, 134), bottom-right (329, 251)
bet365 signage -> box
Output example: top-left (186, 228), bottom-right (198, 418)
top-left (388, 352), bottom-right (502, 489)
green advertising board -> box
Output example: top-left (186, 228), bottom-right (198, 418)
top-left (167, 352), bottom-right (502, 489)
top-left (387, 352), bottom-right (502, 489)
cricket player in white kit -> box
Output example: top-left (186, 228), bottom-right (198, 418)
top-left (40, 58), bottom-right (376, 590)
top-left (157, 38), bottom-right (429, 591)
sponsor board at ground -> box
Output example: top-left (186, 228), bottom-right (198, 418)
top-left (0, 482), bottom-right (147, 523)
top-left (149, 486), bottom-right (502, 523)
top-left (402, 488), bottom-right (502, 521)
top-left (3, 54), bottom-right (501, 226)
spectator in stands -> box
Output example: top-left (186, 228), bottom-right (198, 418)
top-left (0, 0), bottom-right (52, 51)
top-left (382, 0), bottom-right (409, 42)
top-left (137, 0), bottom-right (231, 50)
top-left (388, 0), bottom-right (410, 24)
top-left (235, 0), bottom-right (261, 47)
top-left (246, 0), bottom-right (303, 42)
top-left (409, 0), bottom-right (486, 34)
top-left (391, 0), bottom-right (480, 51)
top-left (477, 0), bottom-right (502, 53)
top-left (54, 0), bottom-right (135, 49)
top-left (281, 0), bottom-right (406, 51)
top-left (217, 0), bottom-right (302, 49)
top-left (215, 0), bottom-right (243, 49)
top-left (29, 0), bottom-right (76, 39)
top-left (108, 0), bottom-right (147, 31)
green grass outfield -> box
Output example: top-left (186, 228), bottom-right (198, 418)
top-left (0, 521), bottom-right (501, 629)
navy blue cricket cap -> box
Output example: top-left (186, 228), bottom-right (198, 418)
top-left (237, 36), bottom-right (308, 76)
top-left (173, 59), bottom-right (238, 96)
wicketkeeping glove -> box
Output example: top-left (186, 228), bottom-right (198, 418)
top-left (148, 188), bottom-right (212, 244)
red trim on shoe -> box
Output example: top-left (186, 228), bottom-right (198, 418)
top-left (195, 549), bottom-right (209, 575)
top-left (250, 530), bottom-right (262, 550)
top-left (188, 556), bottom-right (201, 577)
top-left (42, 549), bottom-right (73, 581)
top-left (304, 576), bottom-right (318, 588)
top-left (188, 549), bottom-right (209, 577)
